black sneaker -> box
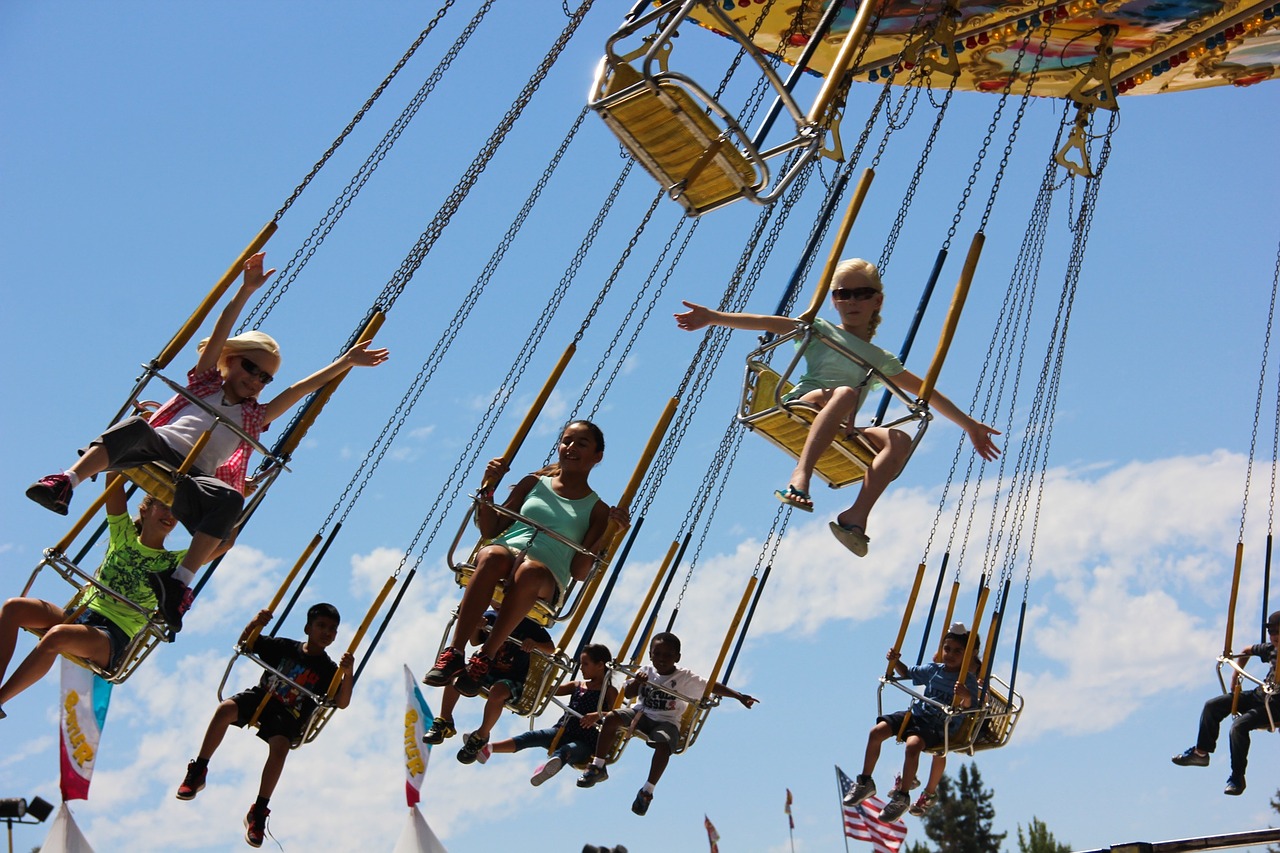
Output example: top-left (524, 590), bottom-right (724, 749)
top-left (1172, 747), bottom-right (1209, 767)
top-left (422, 716), bottom-right (456, 745)
top-left (175, 760), bottom-right (206, 800)
top-left (878, 790), bottom-right (910, 822)
top-left (843, 774), bottom-right (876, 807)
top-left (457, 731), bottom-right (489, 765)
top-left (147, 570), bottom-right (187, 635)
top-left (577, 764), bottom-right (609, 788)
top-left (452, 652), bottom-right (492, 697)
top-left (244, 804), bottom-right (269, 848)
top-left (422, 647), bottom-right (465, 687)
top-left (1225, 775), bottom-right (1246, 796)
top-left (26, 473), bottom-right (73, 515)
top-left (631, 788), bottom-right (653, 816)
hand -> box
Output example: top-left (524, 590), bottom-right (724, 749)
top-left (340, 652), bottom-right (355, 671)
top-left (242, 252), bottom-right (276, 291)
top-left (581, 711), bottom-right (602, 728)
top-left (484, 458), bottom-right (510, 484)
top-left (738, 693), bottom-right (758, 709)
top-left (674, 300), bottom-right (716, 332)
top-left (252, 609), bottom-right (272, 628)
top-left (886, 648), bottom-right (901, 663)
top-left (629, 671), bottom-right (649, 688)
top-left (520, 638), bottom-right (536, 652)
top-left (966, 420), bottom-right (1002, 461)
top-left (345, 340), bottom-right (390, 368)
top-left (609, 505), bottom-right (631, 529)
top-left (954, 683), bottom-right (971, 709)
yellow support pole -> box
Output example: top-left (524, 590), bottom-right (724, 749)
top-left (156, 221), bottom-right (278, 369)
top-left (327, 575), bottom-right (395, 698)
top-left (886, 562), bottom-right (928, 678)
top-left (805, 0), bottom-right (879, 125)
top-left (918, 232), bottom-right (984, 404)
top-left (1226, 541), bottom-right (1245, 714)
top-left (53, 478), bottom-right (120, 556)
top-left (273, 312), bottom-right (386, 461)
top-left (484, 344), bottom-right (576, 492)
top-left (613, 540), bottom-right (681, 665)
top-left (798, 168), bottom-right (875, 325)
top-left (246, 534), bottom-right (322, 648)
top-left (955, 586), bottom-right (990, 688)
top-left (703, 576), bottom-right (756, 694)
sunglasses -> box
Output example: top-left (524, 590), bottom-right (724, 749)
top-left (831, 286), bottom-right (880, 302)
top-left (240, 356), bottom-right (275, 385)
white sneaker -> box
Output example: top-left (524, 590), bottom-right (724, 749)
top-left (878, 790), bottom-right (910, 822)
top-left (530, 756), bottom-right (563, 786)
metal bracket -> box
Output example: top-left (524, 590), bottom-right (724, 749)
top-left (1067, 24), bottom-right (1120, 110)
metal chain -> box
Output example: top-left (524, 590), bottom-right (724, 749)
top-left (241, 0), bottom-right (495, 331)
top-left (1240, 220), bottom-right (1280, 541)
top-left (272, 0), bottom-right (458, 222)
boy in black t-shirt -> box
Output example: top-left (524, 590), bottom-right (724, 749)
top-left (174, 604), bottom-right (354, 847)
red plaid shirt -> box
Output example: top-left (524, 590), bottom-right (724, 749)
top-left (148, 366), bottom-right (266, 494)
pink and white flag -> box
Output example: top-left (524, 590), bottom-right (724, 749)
top-left (59, 659), bottom-right (112, 801)
top-left (403, 664), bottom-right (434, 807)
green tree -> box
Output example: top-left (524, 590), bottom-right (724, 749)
top-left (1017, 817), bottom-right (1071, 853)
top-left (911, 762), bottom-right (1006, 853)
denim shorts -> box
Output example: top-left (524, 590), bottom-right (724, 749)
top-left (75, 609), bottom-right (130, 672)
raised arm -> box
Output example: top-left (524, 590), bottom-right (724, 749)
top-left (711, 681), bottom-right (758, 708)
top-left (195, 252), bottom-right (275, 375)
top-left (891, 370), bottom-right (1001, 461)
top-left (259, 340), bottom-right (390, 426)
top-left (103, 474), bottom-right (128, 517)
top-left (238, 609), bottom-right (273, 650)
top-left (674, 301), bottom-right (798, 336)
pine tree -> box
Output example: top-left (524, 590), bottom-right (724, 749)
top-left (1017, 817), bottom-right (1071, 853)
top-left (913, 762), bottom-right (1006, 853)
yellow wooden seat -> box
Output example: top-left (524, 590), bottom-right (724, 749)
top-left (741, 360), bottom-right (878, 488)
top-left (594, 62), bottom-right (763, 216)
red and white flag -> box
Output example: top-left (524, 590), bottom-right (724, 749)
top-left (836, 766), bottom-right (908, 853)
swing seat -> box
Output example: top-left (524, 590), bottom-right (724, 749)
top-left (217, 645), bottom-right (338, 748)
top-left (932, 676), bottom-right (1023, 755)
top-left (739, 326), bottom-right (931, 489)
top-left (593, 61), bottom-right (765, 217)
top-left (589, 0), bottom-right (820, 217)
top-left (454, 562), bottom-right (564, 628)
top-left (602, 664), bottom-right (717, 763)
top-left (20, 550), bottom-right (168, 684)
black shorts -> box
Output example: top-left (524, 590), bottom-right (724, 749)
top-left (878, 710), bottom-right (945, 749)
top-left (75, 609), bottom-right (130, 672)
top-left (231, 688), bottom-right (308, 744)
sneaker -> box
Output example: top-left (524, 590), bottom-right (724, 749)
top-left (830, 521), bottom-right (870, 557)
top-left (842, 774), bottom-right (876, 807)
top-left (147, 570), bottom-right (188, 634)
top-left (878, 790), bottom-right (910, 822)
top-left (530, 756), bottom-right (564, 786)
top-left (457, 731), bottom-right (489, 765)
top-left (894, 772), bottom-right (921, 791)
top-left (452, 652), bottom-right (492, 697)
top-left (422, 716), bottom-right (456, 745)
top-left (422, 647), bottom-right (466, 687)
top-left (577, 764), bottom-right (609, 788)
top-left (475, 742), bottom-right (492, 764)
top-left (1172, 747), bottom-right (1209, 767)
top-left (244, 804), bottom-right (269, 848)
top-left (26, 473), bottom-right (73, 516)
top-left (631, 788), bottom-right (653, 816)
top-left (908, 790), bottom-right (937, 817)
top-left (1225, 775), bottom-right (1246, 796)
top-left (175, 760), bottom-right (207, 800)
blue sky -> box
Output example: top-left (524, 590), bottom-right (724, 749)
top-left (3, 3), bottom-right (1280, 852)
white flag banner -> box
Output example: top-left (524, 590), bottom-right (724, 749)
top-left (403, 664), bottom-right (433, 807)
top-left (59, 659), bottom-right (111, 801)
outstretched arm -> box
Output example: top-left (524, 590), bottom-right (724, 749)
top-left (711, 682), bottom-right (758, 708)
top-left (674, 301), bottom-right (797, 336)
top-left (260, 340), bottom-right (390, 426)
top-left (195, 252), bottom-right (275, 375)
top-left (892, 370), bottom-right (1000, 461)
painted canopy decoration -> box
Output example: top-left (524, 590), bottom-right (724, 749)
top-left (692, 0), bottom-right (1280, 96)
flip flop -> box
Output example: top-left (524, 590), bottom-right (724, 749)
top-left (830, 521), bottom-right (870, 556)
top-left (774, 485), bottom-right (814, 512)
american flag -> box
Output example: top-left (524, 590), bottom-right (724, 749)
top-left (836, 765), bottom-right (908, 853)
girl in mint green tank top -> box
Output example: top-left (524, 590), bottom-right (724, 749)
top-left (423, 421), bottom-right (630, 698)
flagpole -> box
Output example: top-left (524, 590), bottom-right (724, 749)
top-left (836, 766), bottom-right (852, 853)
top-left (786, 788), bottom-right (796, 853)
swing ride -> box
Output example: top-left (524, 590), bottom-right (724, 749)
top-left (10, 3), bottom-right (1280, 849)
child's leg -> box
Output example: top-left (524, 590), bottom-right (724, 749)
top-left (195, 700), bottom-right (241, 761)
top-left (0, 598), bottom-right (64, 683)
top-left (861, 720), bottom-right (895, 776)
top-left (592, 711), bottom-right (623, 760)
top-left (448, 546), bottom-right (514, 650)
top-left (475, 683), bottom-right (512, 739)
top-left (437, 686), bottom-right (460, 721)
top-left (65, 445), bottom-right (111, 484)
top-left (836, 426), bottom-right (911, 532)
top-left (786, 387), bottom-right (861, 495)
top-left (0, 620), bottom-right (111, 706)
top-left (646, 743), bottom-right (672, 786)
top-left (257, 735), bottom-right (292, 800)
top-left (479, 562), bottom-right (556, 659)
top-left (900, 734), bottom-right (925, 790)
top-left (924, 754), bottom-right (946, 793)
